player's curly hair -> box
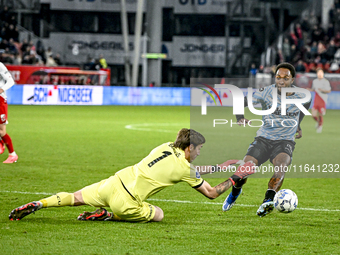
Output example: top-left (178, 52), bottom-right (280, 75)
top-left (275, 62), bottom-right (296, 77)
top-left (174, 128), bottom-right (205, 151)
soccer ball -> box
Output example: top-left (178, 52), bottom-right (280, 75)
top-left (274, 189), bottom-right (298, 213)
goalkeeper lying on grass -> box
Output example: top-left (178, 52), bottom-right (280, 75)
top-left (9, 128), bottom-right (255, 223)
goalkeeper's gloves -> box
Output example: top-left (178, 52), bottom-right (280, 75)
top-left (217, 159), bottom-right (242, 169)
top-left (229, 161), bottom-right (256, 186)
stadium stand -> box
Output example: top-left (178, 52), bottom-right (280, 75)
top-left (280, 1), bottom-right (340, 73)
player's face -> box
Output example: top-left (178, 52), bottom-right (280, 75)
top-left (275, 68), bottom-right (294, 93)
top-left (317, 70), bottom-right (324, 79)
top-left (189, 144), bottom-right (203, 163)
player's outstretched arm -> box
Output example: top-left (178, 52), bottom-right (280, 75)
top-left (195, 161), bottom-right (256, 199)
top-left (295, 128), bottom-right (302, 139)
top-left (195, 179), bottom-right (233, 200)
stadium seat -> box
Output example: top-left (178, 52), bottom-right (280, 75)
top-left (303, 62), bottom-right (310, 72)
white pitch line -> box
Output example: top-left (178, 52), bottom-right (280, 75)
top-left (145, 198), bottom-right (340, 212)
top-left (2, 190), bottom-right (340, 212)
top-left (1, 190), bottom-right (53, 195)
top-left (147, 198), bottom-right (255, 207)
top-left (125, 123), bottom-right (186, 133)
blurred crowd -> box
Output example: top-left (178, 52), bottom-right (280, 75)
top-left (0, 6), bottom-right (62, 66)
top-left (0, 5), bottom-right (109, 74)
top-left (249, 1), bottom-right (340, 75)
top-left (278, 0), bottom-right (340, 73)
top-left (83, 55), bottom-right (108, 71)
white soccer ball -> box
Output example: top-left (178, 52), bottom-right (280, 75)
top-left (274, 189), bottom-right (298, 213)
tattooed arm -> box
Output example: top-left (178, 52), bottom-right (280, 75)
top-left (195, 161), bottom-right (256, 199)
top-left (195, 179), bottom-right (234, 200)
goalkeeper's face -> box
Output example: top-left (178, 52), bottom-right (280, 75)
top-left (275, 68), bottom-right (294, 94)
top-left (188, 144), bottom-right (203, 163)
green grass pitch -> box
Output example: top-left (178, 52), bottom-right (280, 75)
top-left (0, 105), bottom-right (339, 254)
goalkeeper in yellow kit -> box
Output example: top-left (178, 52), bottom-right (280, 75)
top-left (9, 128), bottom-right (255, 222)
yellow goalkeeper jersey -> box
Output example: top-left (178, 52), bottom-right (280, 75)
top-left (115, 142), bottom-right (204, 203)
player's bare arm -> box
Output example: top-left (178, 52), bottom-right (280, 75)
top-left (195, 179), bottom-right (233, 199)
top-left (295, 128), bottom-right (302, 139)
top-left (195, 161), bottom-right (256, 199)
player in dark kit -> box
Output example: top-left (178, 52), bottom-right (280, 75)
top-left (222, 62), bottom-right (312, 217)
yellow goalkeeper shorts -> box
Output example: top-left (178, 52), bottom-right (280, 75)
top-left (81, 175), bottom-right (156, 222)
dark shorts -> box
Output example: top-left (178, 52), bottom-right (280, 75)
top-left (246, 137), bottom-right (296, 166)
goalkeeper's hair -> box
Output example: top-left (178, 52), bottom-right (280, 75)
top-left (174, 128), bottom-right (205, 151)
top-left (275, 62), bottom-right (296, 78)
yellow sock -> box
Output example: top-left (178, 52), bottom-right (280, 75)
top-left (40, 192), bottom-right (75, 208)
